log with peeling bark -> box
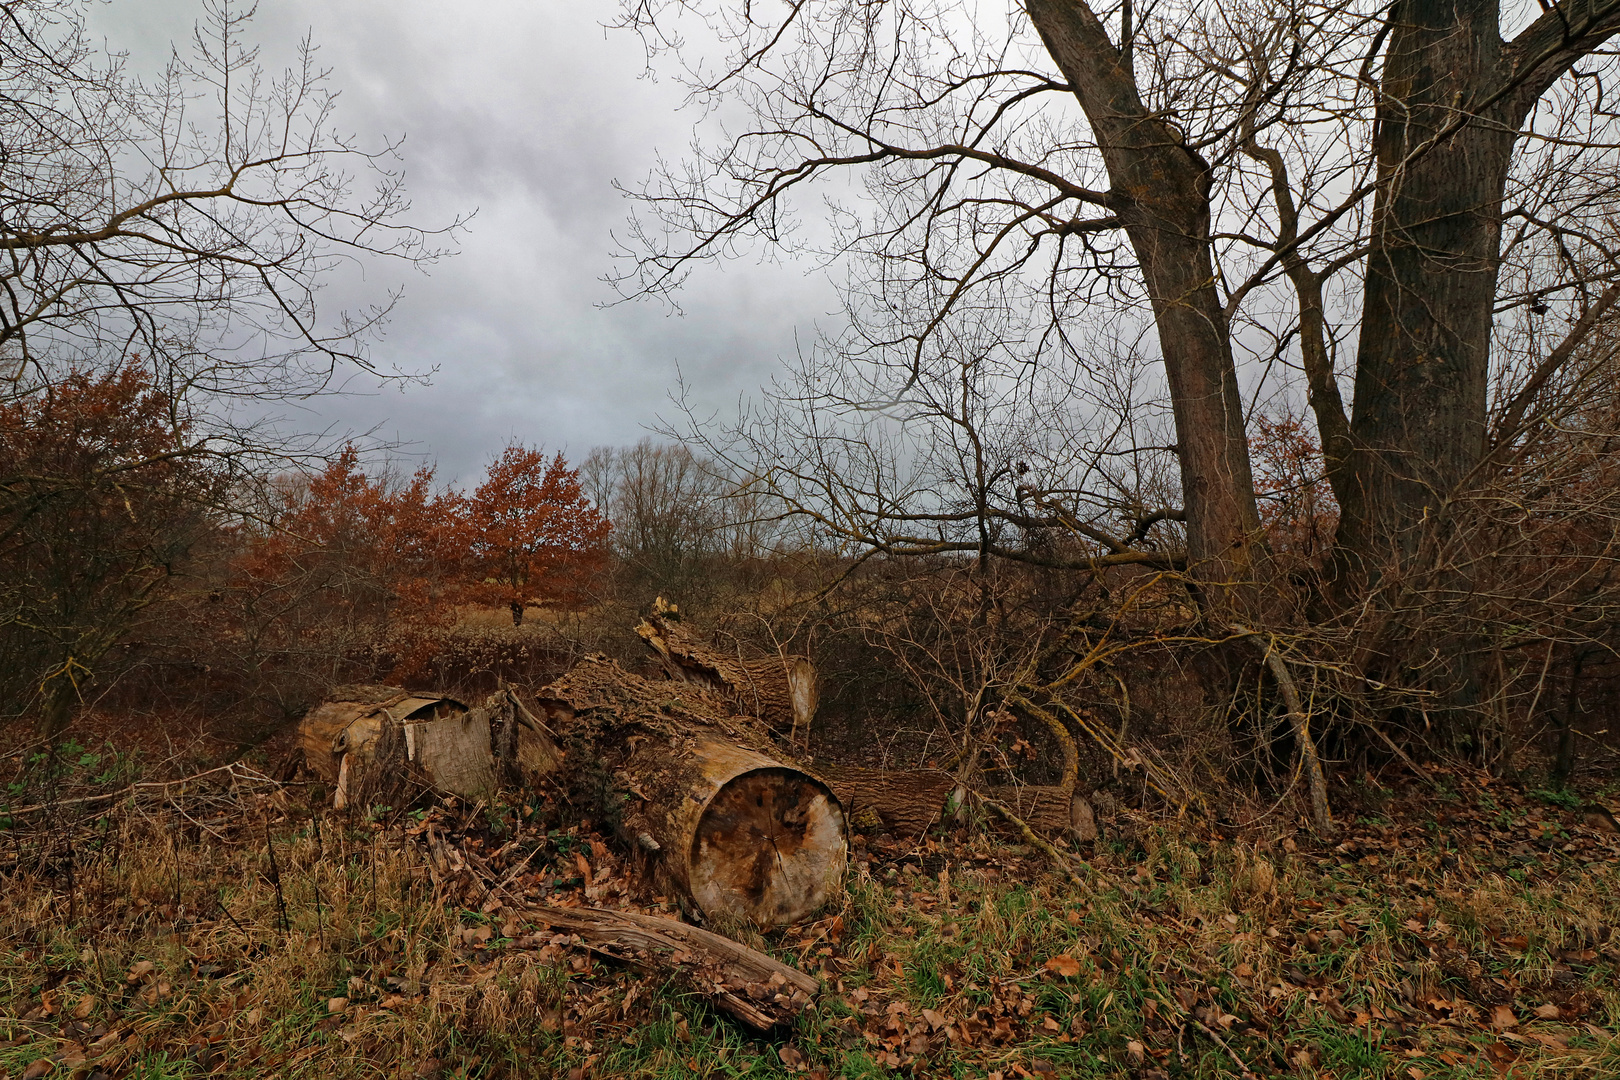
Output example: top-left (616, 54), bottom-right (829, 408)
top-left (534, 657), bottom-right (846, 928)
top-left (526, 904), bottom-right (818, 1030)
top-left (636, 600), bottom-right (818, 740)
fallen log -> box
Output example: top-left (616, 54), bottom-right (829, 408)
top-left (818, 764), bottom-right (1096, 841)
top-left (817, 765), bottom-right (954, 838)
top-left (984, 785), bottom-right (1099, 842)
top-left (636, 600), bottom-right (818, 740)
top-left (535, 657), bottom-right (846, 928)
top-left (526, 904), bottom-right (818, 1031)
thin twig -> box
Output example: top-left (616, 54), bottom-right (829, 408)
top-left (1191, 1018), bottom-right (1259, 1080)
top-left (978, 793), bottom-right (1091, 891)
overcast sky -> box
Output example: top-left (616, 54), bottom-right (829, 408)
top-left (95, 1), bottom-right (835, 483)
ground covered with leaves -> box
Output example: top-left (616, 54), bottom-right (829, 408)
top-left (2, 758), bottom-right (1618, 1080)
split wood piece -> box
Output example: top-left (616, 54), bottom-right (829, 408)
top-left (528, 904), bottom-right (818, 1030)
top-left (305, 686), bottom-right (565, 810)
top-left (636, 600), bottom-right (818, 739)
top-left (534, 658), bottom-right (846, 928)
top-left (301, 685), bottom-right (465, 783)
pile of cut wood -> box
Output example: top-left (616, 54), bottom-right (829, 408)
top-left (300, 599), bottom-right (1095, 1025)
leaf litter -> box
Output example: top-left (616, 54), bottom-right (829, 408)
top-left (0, 764), bottom-right (1616, 1077)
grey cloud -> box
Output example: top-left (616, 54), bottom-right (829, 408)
top-left (91, 1), bottom-right (833, 482)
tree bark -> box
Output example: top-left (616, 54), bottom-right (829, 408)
top-left (1025, 0), bottom-right (1265, 605)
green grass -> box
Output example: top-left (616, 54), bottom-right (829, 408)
top-left (3, 784), bottom-right (1619, 1079)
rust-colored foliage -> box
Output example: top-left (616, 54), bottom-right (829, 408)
top-left (235, 447), bottom-right (467, 632)
top-left (461, 445), bottom-right (611, 624)
top-left (1249, 414), bottom-right (1338, 565)
top-left (231, 443), bottom-right (609, 661)
top-left (0, 364), bottom-right (219, 731)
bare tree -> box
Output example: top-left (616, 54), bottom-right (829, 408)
top-left (0, 0), bottom-right (453, 396)
top-left (614, 0), bottom-right (1620, 738)
top-left (585, 439), bottom-right (777, 603)
top-left (0, 0), bottom-right (456, 736)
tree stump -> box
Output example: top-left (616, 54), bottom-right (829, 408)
top-left (535, 657), bottom-right (846, 927)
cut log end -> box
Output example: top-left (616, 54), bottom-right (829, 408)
top-left (690, 767), bottom-right (846, 927)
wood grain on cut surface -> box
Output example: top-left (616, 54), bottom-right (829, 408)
top-left (690, 767), bottom-right (846, 928)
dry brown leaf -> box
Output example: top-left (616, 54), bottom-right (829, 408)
top-left (1491, 1004), bottom-right (1518, 1030)
top-left (1044, 955), bottom-right (1082, 977)
top-left (1126, 1040), bottom-right (1146, 1065)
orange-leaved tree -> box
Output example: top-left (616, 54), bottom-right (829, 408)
top-left (0, 364), bottom-right (223, 736)
top-left (463, 445), bottom-right (610, 625)
top-left (225, 447), bottom-right (466, 699)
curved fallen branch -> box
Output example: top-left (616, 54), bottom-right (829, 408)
top-left (526, 904), bottom-right (818, 1031)
top-left (1233, 625), bottom-right (1334, 836)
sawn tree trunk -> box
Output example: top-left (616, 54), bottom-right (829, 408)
top-left (534, 657), bottom-right (847, 928)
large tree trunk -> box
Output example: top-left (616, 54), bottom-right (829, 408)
top-left (1338, 0), bottom-right (1620, 573)
top-left (1326, 0), bottom-right (1620, 727)
top-left (534, 658), bottom-right (847, 927)
top-left (1026, 0), bottom-right (1265, 606)
top-left (1339, 0), bottom-right (1515, 570)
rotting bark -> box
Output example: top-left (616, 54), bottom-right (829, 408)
top-left (534, 657), bottom-right (847, 928)
top-left (636, 600), bottom-right (818, 740)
